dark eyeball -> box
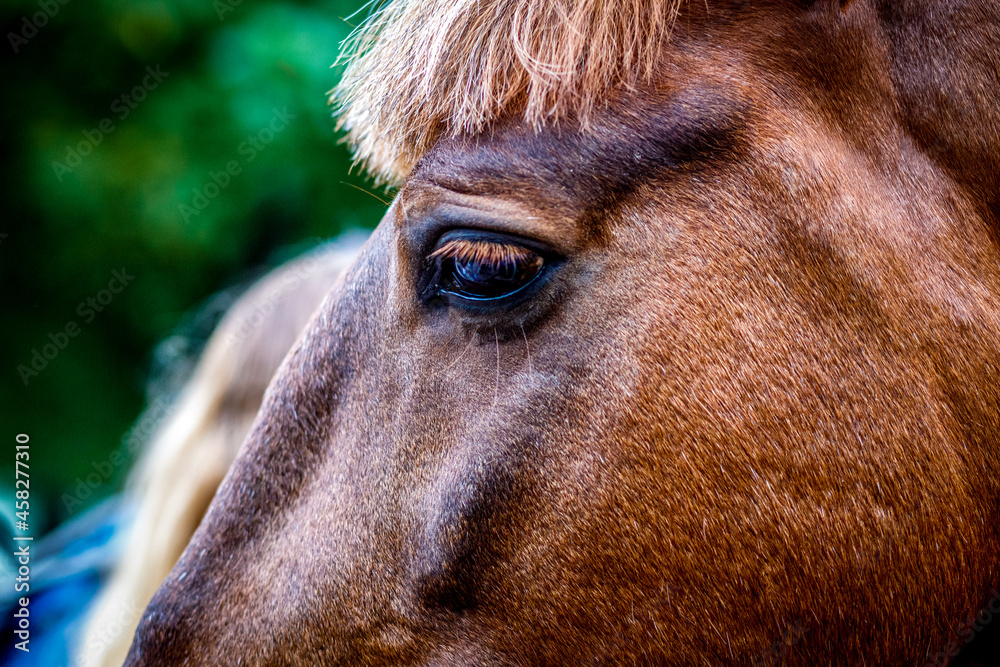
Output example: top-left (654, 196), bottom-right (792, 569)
top-left (421, 232), bottom-right (550, 307)
top-left (445, 244), bottom-right (542, 300)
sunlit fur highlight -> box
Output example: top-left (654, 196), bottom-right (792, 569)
top-left (77, 240), bottom-right (361, 667)
top-left (333, 0), bottom-right (683, 185)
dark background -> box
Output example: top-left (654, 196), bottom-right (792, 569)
top-left (0, 0), bottom-right (382, 534)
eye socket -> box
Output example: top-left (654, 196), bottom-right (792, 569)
top-left (421, 231), bottom-right (551, 308)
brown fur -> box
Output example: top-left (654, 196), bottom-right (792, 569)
top-left (78, 241), bottom-right (359, 667)
top-left (129, 1), bottom-right (1000, 665)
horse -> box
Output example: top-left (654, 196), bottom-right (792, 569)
top-left (77, 239), bottom-right (361, 667)
top-left (125, 0), bottom-right (1000, 664)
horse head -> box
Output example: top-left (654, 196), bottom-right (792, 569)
top-left (127, 1), bottom-right (1000, 664)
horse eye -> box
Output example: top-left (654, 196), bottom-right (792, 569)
top-left (424, 234), bottom-right (546, 305)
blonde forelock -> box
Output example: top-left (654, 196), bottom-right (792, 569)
top-left (333, 0), bottom-right (683, 185)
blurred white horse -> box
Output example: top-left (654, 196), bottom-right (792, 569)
top-left (77, 236), bottom-right (364, 667)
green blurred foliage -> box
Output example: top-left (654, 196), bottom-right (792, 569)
top-left (0, 0), bottom-right (385, 532)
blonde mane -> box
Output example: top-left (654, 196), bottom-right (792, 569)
top-left (77, 239), bottom-right (362, 667)
top-left (333, 0), bottom-right (683, 185)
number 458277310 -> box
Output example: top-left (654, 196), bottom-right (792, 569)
top-left (15, 433), bottom-right (29, 529)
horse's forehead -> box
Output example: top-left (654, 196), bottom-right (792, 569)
top-left (404, 84), bottom-right (750, 226)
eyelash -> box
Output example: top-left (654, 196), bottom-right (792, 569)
top-left (420, 232), bottom-right (554, 311)
top-left (429, 239), bottom-right (540, 272)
